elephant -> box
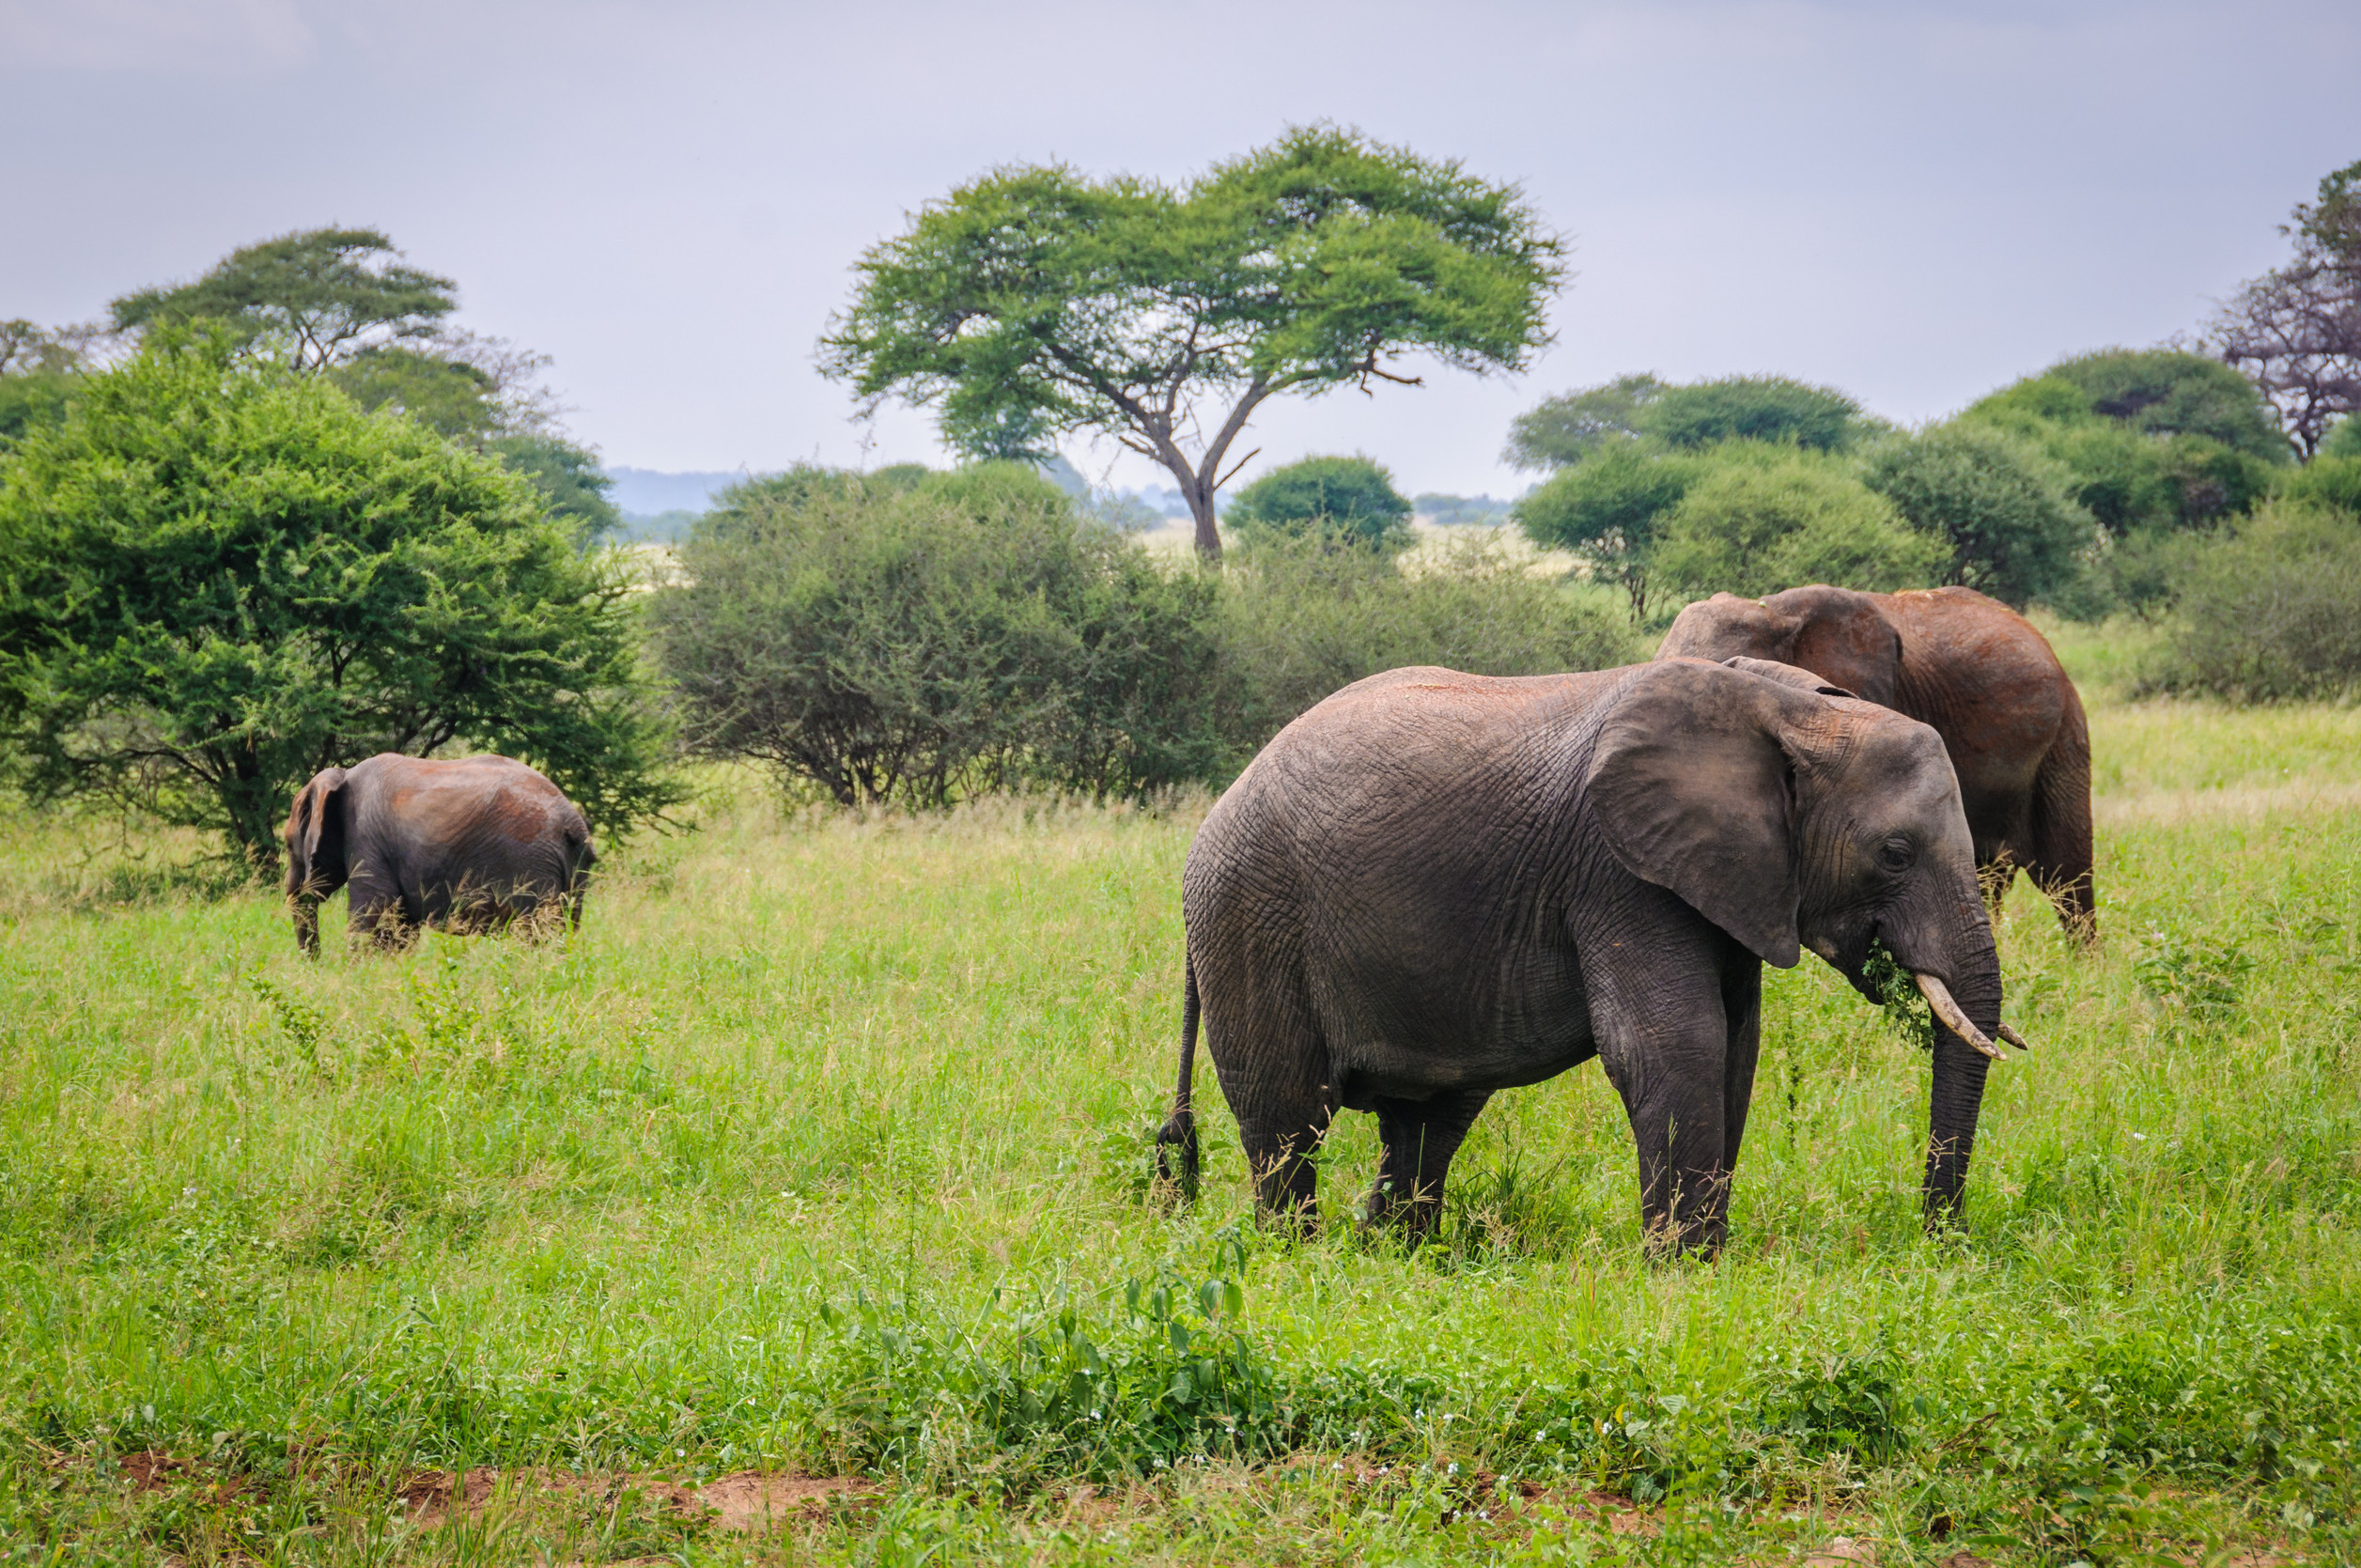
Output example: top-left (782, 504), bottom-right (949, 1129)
top-left (1656, 585), bottom-right (2095, 939)
top-left (1153, 657), bottom-right (2023, 1256)
top-left (282, 753), bottom-right (597, 955)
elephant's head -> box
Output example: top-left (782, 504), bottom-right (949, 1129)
top-left (1586, 657), bottom-right (2007, 1224)
top-left (283, 767), bottom-right (349, 957)
top-left (1656, 586), bottom-right (1903, 707)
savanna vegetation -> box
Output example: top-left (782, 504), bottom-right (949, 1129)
top-left (4, 138), bottom-right (2361, 1564)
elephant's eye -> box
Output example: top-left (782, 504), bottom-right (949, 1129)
top-left (1878, 837), bottom-right (1916, 874)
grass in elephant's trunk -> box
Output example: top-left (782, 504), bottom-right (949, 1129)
top-left (1, 656), bottom-right (2358, 1565)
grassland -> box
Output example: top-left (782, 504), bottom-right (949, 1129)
top-left (2, 627), bottom-right (2357, 1565)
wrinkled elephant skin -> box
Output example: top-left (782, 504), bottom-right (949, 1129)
top-left (1156, 659), bottom-right (2006, 1257)
top-left (1658, 584), bottom-right (2095, 939)
top-left (283, 753), bottom-right (597, 955)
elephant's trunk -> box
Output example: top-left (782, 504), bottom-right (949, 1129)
top-left (1918, 927), bottom-right (2002, 1226)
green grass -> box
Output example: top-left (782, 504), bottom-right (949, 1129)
top-left (2, 673), bottom-right (2358, 1564)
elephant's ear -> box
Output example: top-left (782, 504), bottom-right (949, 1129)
top-left (1586, 660), bottom-right (1805, 969)
top-left (288, 768), bottom-right (348, 893)
top-left (1723, 656), bottom-right (1856, 700)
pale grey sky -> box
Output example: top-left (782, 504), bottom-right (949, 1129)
top-left (3, 0), bottom-right (2355, 497)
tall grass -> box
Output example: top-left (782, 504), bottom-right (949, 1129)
top-left (1, 676), bottom-right (2358, 1563)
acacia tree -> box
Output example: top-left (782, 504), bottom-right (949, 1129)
top-left (110, 226), bottom-right (458, 374)
top-left (819, 126), bottom-right (1565, 559)
top-left (2213, 159), bottom-right (2361, 458)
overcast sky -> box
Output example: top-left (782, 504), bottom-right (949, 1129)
top-left (4, 0), bottom-right (2355, 497)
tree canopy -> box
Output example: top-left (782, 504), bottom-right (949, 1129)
top-left (1859, 423), bottom-right (2094, 608)
top-left (819, 125), bottom-right (1565, 558)
top-left (0, 329), bottom-right (679, 868)
top-left (1225, 454), bottom-right (1414, 552)
top-left (1501, 373), bottom-right (1667, 470)
top-left (1650, 447), bottom-right (1943, 602)
top-left (2213, 158), bottom-right (2361, 459)
top-left (1513, 442), bottom-right (1702, 622)
top-left (1641, 375), bottom-right (1867, 453)
top-left (110, 226), bottom-right (458, 374)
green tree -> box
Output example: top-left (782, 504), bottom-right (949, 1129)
top-left (1639, 375), bottom-right (1865, 452)
top-left (2325, 417), bottom-right (2361, 458)
top-left (1652, 447), bottom-right (1944, 602)
top-left (0, 329), bottom-right (681, 869)
top-left (1226, 454), bottom-right (1414, 552)
top-left (1859, 423), bottom-right (2095, 608)
top-left (1501, 373), bottom-right (1667, 470)
top-left (110, 226), bottom-right (457, 373)
top-left (2038, 348), bottom-right (2289, 462)
top-left (1513, 442), bottom-right (1704, 622)
top-left (646, 463), bottom-right (1224, 807)
top-left (329, 344), bottom-right (501, 440)
top-left (819, 125), bottom-right (1565, 559)
top-left (486, 433), bottom-right (623, 540)
top-left (0, 319), bottom-right (102, 443)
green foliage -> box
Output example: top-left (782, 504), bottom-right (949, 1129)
top-left (2137, 503), bottom-right (2361, 700)
top-left (0, 328), bottom-right (682, 867)
top-left (2323, 417), bottom-right (2361, 459)
top-left (1653, 446), bottom-right (1946, 601)
top-left (486, 433), bottom-right (623, 540)
top-left (0, 319), bottom-right (93, 443)
top-left (328, 344), bottom-right (499, 440)
top-left (1501, 372), bottom-right (1667, 470)
top-left (1224, 454), bottom-right (1413, 552)
top-left (818, 124), bottom-right (1565, 553)
top-left (2277, 454), bottom-right (2361, 517)
top-left (1211, 532), bottom-right (1639, 743)
top-left (646, 463), bottom-right (1226, 808)
top-left (1859, 422), bottom-right (2096, 608)
top-left (1639, 375), bottom-right (1866, 453)
top-left (2039, 348), bottom-right (2291, 463)
top-left (110, 226), bottom-right (458, 373)
top-left (1513, 442), bottom-right (1704, 622)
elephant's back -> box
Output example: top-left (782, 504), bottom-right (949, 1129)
top-left (348, 754), bottom-right (589, 877)
top-left (1880, 589), bottom-right (2074, 814)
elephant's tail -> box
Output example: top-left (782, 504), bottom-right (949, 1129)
top-left (1154, 951), bottom-right (1202, 1201)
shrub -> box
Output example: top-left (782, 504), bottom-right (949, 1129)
top-left (646, 463), bottom-right (1225, 808)
top-left (2136, 504), bottom-right (2361, 700)
top-left (1652, 446), bottom-right (1946, 601)
top-left (0, 327), bottom-right (681, 868)
top-left (1211, 532), bottom-right (1639, 747)
top-left (2324, 417), bottom-right (2361, 459)
top-left (2038, 348), bottom-right (2290, 463)
top-left (2277, 454), bottom-right (2361, 517)
top-left (1859, 422), bottom-right (2095, 608)
top-left (1225, 455), bottom-right (1414, 552)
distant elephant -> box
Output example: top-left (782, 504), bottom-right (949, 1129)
top-left (1155, 658), bottom-right (2021, 1256)
top-left (1657, 585), bottom-right (2095, 939)
top-left (282, 754), bottom-right (597, 955)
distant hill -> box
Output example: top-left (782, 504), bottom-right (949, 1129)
top-left (605, 468), bottom-right (753, 518)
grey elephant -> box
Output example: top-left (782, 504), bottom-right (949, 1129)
top-left (283, 753), bottom-right (597, 955)
top-left (1657, 585), bottom-right (2095, 939)
top-left (1155, 657), bottom-right (2023, 1255)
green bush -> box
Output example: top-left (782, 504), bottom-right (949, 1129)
top-left (2324, 417), bottom-right (2361, 459)
top-left (0, 327), bottom-right (680, 868)
top-left (1512, 443), bottom-right (1704, 622)
top-left (647, 463), bottom-right (1226, 808)
top-left (1212, 532), bottom-right (1639, 745)
top-left (2137, 504), bottom-right (2361, 700)
top-left (1224, 454), bottom-right (1414, 552)
top-left (1653, 446), bottom-right (1946, 600)
top-left (1860, 422), bottom-right (2095, 608)
top-left (2038, 348), bottom-right (2291, 462)
top-left (2277, 454), bottom-right (2361, 517)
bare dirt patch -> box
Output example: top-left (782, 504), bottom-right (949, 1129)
top-left (396, 1466), bottom-right (875, 1531)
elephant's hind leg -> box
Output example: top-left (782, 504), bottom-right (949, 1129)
top-left (1366, 1088), bottom-right (1492, 1242)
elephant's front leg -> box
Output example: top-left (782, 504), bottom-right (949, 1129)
top-left (1366, 1088), bottom-right (1491, 1241)
top-left (1589, 933), bottom-right (1738, 1258)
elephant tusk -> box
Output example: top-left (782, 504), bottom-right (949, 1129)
top-left (1914, 972), bottom-right (2007, 1063)
top-left (1996, 1021), bottom-right (2034, 1052)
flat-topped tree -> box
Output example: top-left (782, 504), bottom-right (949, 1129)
top-left (820, 126), bottom-right (1565, 560)
top-left (110, 226), bottom-right (457, 374)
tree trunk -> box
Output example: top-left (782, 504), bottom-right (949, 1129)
top-left (1187, 473), bottom-right (1222, 562)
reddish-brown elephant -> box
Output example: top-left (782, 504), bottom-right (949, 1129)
top-left (1657, 585), bottom-right (2095, 939)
